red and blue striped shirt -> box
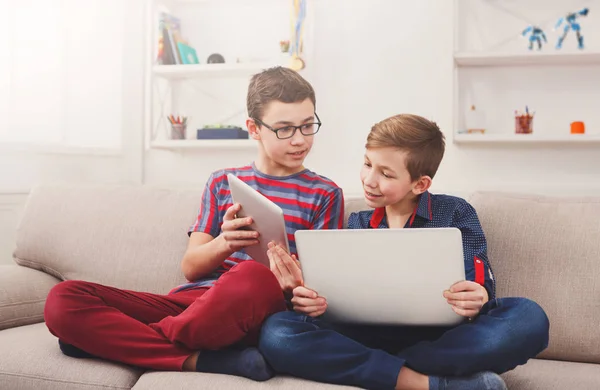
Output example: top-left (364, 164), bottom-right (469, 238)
top-left (174, 163), bottom-right (344, 292)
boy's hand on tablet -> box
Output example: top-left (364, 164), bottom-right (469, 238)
top-left (267, 242), bottom-right (303, 294)
top-left (292, 286), bottom-right (327, 317)
top-left (443, 280), bottom-right (489, 318)
top-left (218, 203), bottom-right (260, 253)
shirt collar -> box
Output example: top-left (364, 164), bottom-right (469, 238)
top-left (415, 190), bottom-right (433, 222)
top-left (369, 207), bottom-right (386, 228)
top-left (369, 191), bottom-right (433, 228)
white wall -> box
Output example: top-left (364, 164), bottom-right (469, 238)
top-left (2, 0), bottom-right (600, 263)
top-left (144, 0), bottom-right (600, 197)
top-left (0, 0), bottom-right (146, 264)
top-left (0, 0), bottom-right (145, 193)
top-left (306, 0), bottom-right (458, 195)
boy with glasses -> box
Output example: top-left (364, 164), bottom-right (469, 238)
top-left (44, 67), bottom-right (344, 381)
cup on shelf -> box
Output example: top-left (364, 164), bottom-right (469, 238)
top-left (171, 124), bottom-right (187, 140)
top-left (515, 114), bottom-right (533, 134)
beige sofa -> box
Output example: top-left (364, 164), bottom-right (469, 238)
top-left (1, 184), bottom-right (599, 390)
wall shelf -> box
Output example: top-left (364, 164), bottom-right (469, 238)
top-left (452, 1), bottom-right (600, 145)
top-left (145, 1), bottom-right (310, 152)
top-left (153, 62), bottom-right (281, 80)
top-left (151, 139), bottom-right (257, 150)
top-left (454, 133), bottom-right (600, 144)
top-left (454, 51), bottom-right (600, 67)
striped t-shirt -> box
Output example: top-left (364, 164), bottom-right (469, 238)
top-left (172, 163), bottom-right (344, 292)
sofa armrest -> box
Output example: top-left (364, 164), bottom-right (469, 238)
top-left (0, 264), bottom-right (60, 330)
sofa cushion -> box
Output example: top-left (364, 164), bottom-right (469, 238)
top-left (0, 322), bottom-right (143, 389)
top-left (501, 358), bottom-right (600, 390)
top-left (133, 371), bottom-right (359, 390)
top-left (469, 192), bottom-right (600, 364)
top-left (14, 184), bottom-right (201, 294)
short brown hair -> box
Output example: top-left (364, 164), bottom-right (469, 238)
top-left (247, 67), bottom-right (316, 120)
top-left (366, 114), bottom-right (446, 181)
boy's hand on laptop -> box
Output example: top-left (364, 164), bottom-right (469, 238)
top-left (292, 286), bottom-right (327, 317)
top-left (218, 203), bottom-right (260, 253)
top-left (266, 242), bottom-right (303, 294)
top-left (443, 280), bottom-right (489, 318)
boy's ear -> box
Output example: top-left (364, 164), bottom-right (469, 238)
top-left (246, 118), bottom-right (261, 140)
top-left (412, 175), bottom-right (432, 195)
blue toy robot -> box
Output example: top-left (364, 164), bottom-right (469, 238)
top-left (555, 8), bottom-right (590, 49)
top-left (522, 26), bottom-right (547, 50)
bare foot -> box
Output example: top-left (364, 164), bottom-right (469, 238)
top-left (395, 366), bottom-right (429, 390)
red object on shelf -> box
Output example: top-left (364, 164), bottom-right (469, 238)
top-left (570, 121), bottom-right (585, 134)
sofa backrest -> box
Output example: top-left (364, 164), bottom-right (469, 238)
top-left (14, 184), bottom-right (200, 293)
top-left (14, 185), bottom-right (599, 364)
top-left (343, 197), bottom-right (371, 226)
top-left (469, 191), bottom-right (600, 364)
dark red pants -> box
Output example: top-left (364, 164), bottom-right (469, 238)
top-left (44, 261), bottom-right (286, 371)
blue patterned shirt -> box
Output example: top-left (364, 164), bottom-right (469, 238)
top-left (347, 191), bottom-right (496, 300)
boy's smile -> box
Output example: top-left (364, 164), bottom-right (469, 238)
top-left (364, 191), bottom-right (382, 200)
top-left (287, 149), bottom-right (307, 159)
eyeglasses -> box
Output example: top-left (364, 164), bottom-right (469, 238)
top-left (253, 113), bottom-right (322, 140)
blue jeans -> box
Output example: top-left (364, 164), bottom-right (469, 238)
top-left (259, 297), bottom-right (549, 390)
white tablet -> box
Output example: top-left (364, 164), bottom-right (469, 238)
top-left (227, 173), bottom-right (290, 267)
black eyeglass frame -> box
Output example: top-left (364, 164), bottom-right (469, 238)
top-left (252, 113), bottom-right (322, 139)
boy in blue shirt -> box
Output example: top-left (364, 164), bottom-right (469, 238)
top-left (259, 114), bottom-right (549, 390)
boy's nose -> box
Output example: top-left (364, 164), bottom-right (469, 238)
top-left (363, 172), bottom-right (377, 189)
top-left (289, 128), bottom-right (306, 145)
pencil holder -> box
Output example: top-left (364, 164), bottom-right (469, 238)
top-left (515, 114), bottom-right (533, 134)
top-left (171, 124), bottom-right (187, 140)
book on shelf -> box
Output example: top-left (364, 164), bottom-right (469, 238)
top-left (157, 12), bottom-right (199, 65)
top-left (177, 42), bottom-right (199, 65)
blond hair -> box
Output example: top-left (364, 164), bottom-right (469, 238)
top-left (366, 114), bottom-right (446, 181)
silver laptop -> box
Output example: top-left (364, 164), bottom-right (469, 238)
top-left (295, 228), bottom-right (466, 326)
